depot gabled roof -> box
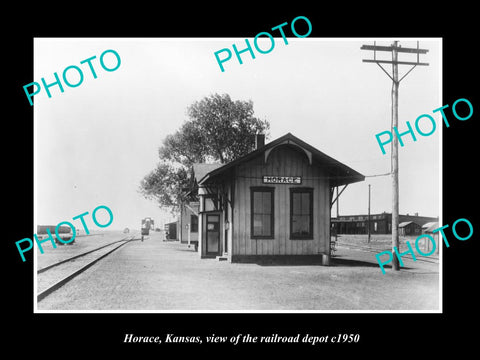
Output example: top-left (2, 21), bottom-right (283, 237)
top-left (192, 163), bottom-right (223, 183)
top-left (197, 132), bottom-right (364, 187)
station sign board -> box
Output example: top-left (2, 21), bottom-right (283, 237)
top-left (262, 176), bottom-right (302, 184)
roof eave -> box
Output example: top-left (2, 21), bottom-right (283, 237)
top-left (198, 133), bottom-right (365, 187)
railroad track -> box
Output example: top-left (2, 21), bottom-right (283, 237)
top-left (37, 235), bottom-right (139, 302)
top-left (334, 241), bottom-right (440, 264)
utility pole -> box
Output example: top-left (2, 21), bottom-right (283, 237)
top-left (336, 186), bottom-right (339, 218)
top-left (336, 186), bottom-right (339, 244)
top-left (361, 41), bottom-right (429, 271)
top-left (368, 184), bottom-right (371, 243)
top-left (391, 41), bottom-right (400, 269)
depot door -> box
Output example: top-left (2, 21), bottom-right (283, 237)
top-left (206, 214), bottom-right (221, 256)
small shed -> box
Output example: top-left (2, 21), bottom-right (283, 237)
top-left (399, 221), bottom-right (422, 236)
top-left (164, 221), bottom-right (177, 240)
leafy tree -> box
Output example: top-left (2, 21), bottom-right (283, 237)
top-left (139, 93), bottom-right (269, 211)
top-left (139, 162), bottom-right (189, 211)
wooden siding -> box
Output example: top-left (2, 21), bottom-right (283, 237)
top-left (233, 145), bottom-right (330, 256)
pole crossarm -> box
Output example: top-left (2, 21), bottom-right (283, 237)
top-left (363, 59), bottom-right (429, 66)
top-left (361, 41), bottom-right (429, 83)
top-left (360, 44), bottom-right (429, 54)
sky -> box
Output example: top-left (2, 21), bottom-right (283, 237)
top-left (34, 37), bottom-right (441, 231)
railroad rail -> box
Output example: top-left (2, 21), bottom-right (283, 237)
top-left (37, 235), bottom-right (139, 302)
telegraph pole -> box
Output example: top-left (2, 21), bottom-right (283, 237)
top-left (336, 186), bottom-right (339, 244)
top-left (361, 41), bottom-right (429, 271)
top-left (336, 186), bottom-right (339, 218)
top-left (391, 41), bottom-right (400, 270)
top-left (368, 184), bottom-right (371, 243)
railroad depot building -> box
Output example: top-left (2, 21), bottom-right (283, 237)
top-left (182, 133), bottom-right (364, 264)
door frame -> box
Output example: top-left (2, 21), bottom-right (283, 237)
top-left (205, 212), bottom-right (222, 256)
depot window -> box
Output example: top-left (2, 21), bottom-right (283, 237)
top-left (204, 195), bottom-right (218, 212)
top-left (290, 188), bottom-right (313, 239)
top-left (190, 215), bottom-right (198, 233)
top-left (251, 187), bottom-right (274, 239)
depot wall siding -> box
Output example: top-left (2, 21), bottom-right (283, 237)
top-left (232, 145), bottom-right (330, 257)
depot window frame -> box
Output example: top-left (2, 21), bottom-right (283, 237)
top-left (250, 186), bottom-right (275, 239)
top-left (290, 187), bottom-right (314, 240)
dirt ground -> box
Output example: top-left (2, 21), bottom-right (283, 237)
top-left (36, 231), bottom-right (439, 312)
